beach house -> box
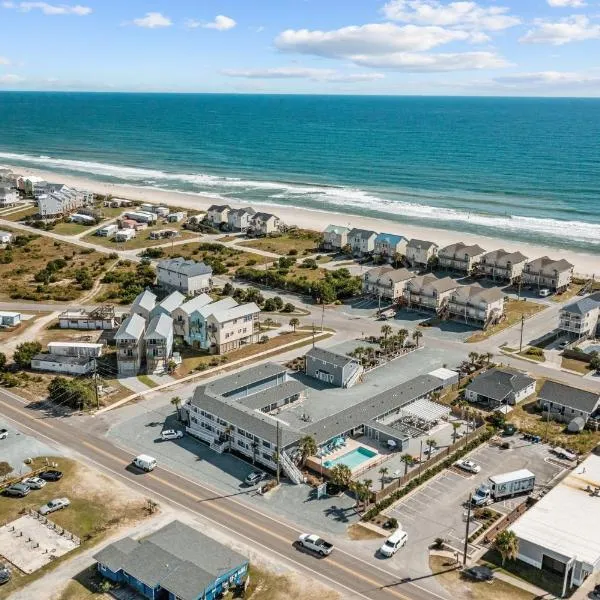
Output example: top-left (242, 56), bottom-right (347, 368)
top-left (58, 306), bottom-right (117, 330)
top-left (150, 290), bottom-right (186, 320)
top-left (0, 185), bottom-right (18, 207)
top-left (479, 249), bottom-right (528, 283)
top-left (403, 275), bottom-right (460, 313)
top-left (205, 302), bottom-right (261, 354)
top-left (114, 228), bottom-right (135, 242)
top-left (115, 313), bottom-right (146, 376)
top-left (185, 297), bottom-right (238, 348)
top-left (157, 257), bottom-right (213, 295)
top-left (206, 204), bottom-right (231, 228)
top-left (363, 266), bottom-right (414, 302)
top-left (94, 520), bottom-right (249, 600)
top-left (227, 207), bottom-right (256, 232)
top-left (144, 313), bottom-right (174, 373)
top-left (537, 380), bottom-right (600, 424)
top-left (47, 342), bottom-right (103, 358)
top-left (373, 233), bottom-right (408, 262)
top-left (37, 185), bottom-right (92, 218)
top-left (95, 223), bottom-right (118, 237)
top-left (522, 256), bottom-right (574, 292)
top-left (465, 368), bottom-right (536, 409)
top-left (123, 211), bottom-right (157, 224)
top-left (446, 285), bottom-right (505, 328)
top-left (130, 290), bottom-right (157, 321)
top-left (17, 175), bottom-right (45, 196)
top-left (172, 293), bottom-right (213, 339)
top-left (558, 294), bottom-right (600, 341)
top-left (305, 347), bottom-right (363, 388)
top-left (248, 212), bottom-right (281, 236)
top-left (322, 225), bottom-right (350, 251)
top-left (438, 242), bottom-right (487, 275)
top-left (31, 353), bottom-right (95, 376)
top-left (167, 211), bottom-right (186, 223)
top-left (348, 228), bottom-right (377, 256)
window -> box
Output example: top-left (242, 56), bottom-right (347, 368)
top-left (262, 440), bottom-right (271, 448)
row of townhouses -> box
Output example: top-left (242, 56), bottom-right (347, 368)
top-left (0, 184), bottom-right (19, 207)
top-left (205, 204), bottom-right (282, 236)
top-left (324, 225), bottom-right (574, 290)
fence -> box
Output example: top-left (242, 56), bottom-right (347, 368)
top-left (0, 465), bottom-right (53, 491)
top-left (27, 508), bottom-right (81, 546)
top-left (482, 501), bottom-right (529, 545)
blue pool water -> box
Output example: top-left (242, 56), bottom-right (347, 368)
top-left (584, 345), bottom-right (600, 355)
top-left (325, 446), bottom-right (377, 470)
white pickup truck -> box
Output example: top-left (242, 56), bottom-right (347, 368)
top-left (297, 533), bottom-right (334, 556)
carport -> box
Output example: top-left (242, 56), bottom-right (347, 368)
top-left (378, 398), bottom-right (450, 434)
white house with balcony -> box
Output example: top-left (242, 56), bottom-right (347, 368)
top-left (227, 207), bottom-right (256, 232)
top-left (479, 249), bottom-right (528, 283)
top-left (144, 313), bottom-right (174, 374)
top-left (206, 204), bottom-right (231, 228)
top-left (373, 233), bottom-right (408, 262)
top-left (157, 257), bottom-right (213, 295)
top-left (363, 266), bottom-right (413, 302)
top-left (348, 228), bottom-right (377, 256)
top-left (0, 185), bottom-right (19, 207)
top-left (438, 242), bottom-right (486, 275)
top-left (406, 239), bottom-right (438, 268)
top-left (447, 285), bottom-right (505, 328)
top-left (248, 212), bottom-right (281, 236)
top-left (115, 313), bottom-right (146, 376)
top-left (322, 225), bottom-right (350, 251)
top-left (522, 256), bottom-right (574, 292)
top-left (205, 302), bottom-right (261, 354)
top-left (403, 275), bottom-right (460, 313)
top-left (559, 294), bottom-right (600, 341)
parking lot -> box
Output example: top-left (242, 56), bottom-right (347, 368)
top-left (383, 439), bottom-right (565, 573)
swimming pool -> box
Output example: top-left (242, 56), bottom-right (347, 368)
top-left (324, 446), bottom-right (378, 470)
top-left (584, 345), bottom-right (600, 355)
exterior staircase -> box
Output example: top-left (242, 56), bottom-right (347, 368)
top-left (281, 450), bottom-right (305, 485)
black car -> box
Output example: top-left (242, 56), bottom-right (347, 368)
top-left (39, 470), bottom-right (63, 482)
top-left (0, 563), bottom-right (11, 585)
top-left (502, 424), bottom-right (517, 436)
top-left (463, 566), bottom-right (494, 581)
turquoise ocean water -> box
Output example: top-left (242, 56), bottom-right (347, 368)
top-left (0, 92), bottom-right (599, 252)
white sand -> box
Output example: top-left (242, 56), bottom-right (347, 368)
top-left (7, 165), bottom-right (600, 277)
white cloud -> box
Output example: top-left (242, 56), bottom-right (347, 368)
top-left (382, 0), bottom-right (520, 31)
top-left (520, 15), bottom-right (600, 45)
top-left (196, 15), bottom-right (236, 31)
top-left (133, 12), bottom-right (172, 29)
top-left (0, 56), bottom-right (10, 65)
top-left (494, 71), bottom-right (600, 86)
top-left (222, 67), bottom-right (384, 82)
top-left (5, 2), bottom-right (91, 15)
top-left (0, 73), bottom-right (25, 83)
top-left (547, 0), bottom-right (587, 7)
top-left (352, 51), bottom-right (509, 71)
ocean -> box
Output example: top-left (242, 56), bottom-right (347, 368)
top-left (1, 92), bottom-right (599, 252)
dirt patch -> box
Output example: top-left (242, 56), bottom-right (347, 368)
top-left (347, 523), bottom-right (385, 541)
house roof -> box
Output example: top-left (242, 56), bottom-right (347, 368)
top-left (131, 289), bottom-right (156, 313)
top-left (561, 297), bottom-right (600, 316)
top-left (440, 242), bottom-right (486, 257)
top-left (157, 291), bottom-right (186, 314)
top-left (481, 249), bottom-right (528, 264)
top-left (237, 380), bottom-right (306, 410)
top-left (450, 285), bottom-right (505, 304)
top-left (253, 212), bottom-right (278, 222)
top-left (526, 256), bottom-right (574, 273)
top-left (145, 313), bottom-right (173, 340)
top-left (306, 346), bottom-right (358, 369)
top-left (466, 368), bottom-right (535, 403)
top-left (375, 233), bottom-right (407, 246)
top-left (229, 207), bottom-right (256, 217)
top-left (538, 380), bottom-right (600, 414)
top-left (206, 362), bottom-right (287, 397)
top-left (324, 225), bottom-right (350, 235)
top-left (32, 353), bottom-right (91, 366)
top-left (158, 257), bottom-right (212, 278)
top-left (115, 313), bottom-right (146, 341)
top-left (195, 297), bottom-right (238, 318)
top-left (349, 228), bottom-right (377, 240)
top-left (208, 302), bottom-right (260, 324)
top-left (407, 239), bottom-right (437, 250)
top-left (208, 204), bottom-right (231, 212)
top-left (406, 274), bottom-right (459, 293)
top-left (176, 293), bottom-right (214, 316)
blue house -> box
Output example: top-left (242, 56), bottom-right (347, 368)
top-left (374, 233), bottom-right (408, 262)
top-left (93, 520), bottom-right (249, 600)
top-left (187, 297), bottom-right (237, 348)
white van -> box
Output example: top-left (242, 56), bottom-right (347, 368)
top-left (132, 454), bottom-right (157, 472)
top-left (379, 529), bottom-right (408, 557)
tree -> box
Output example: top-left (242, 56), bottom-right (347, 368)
top-left (273, 296), bottom-right (284, 310)
top-left (412, 330), bottom-right (423, 348)
top-left (380, 324), bottom-right (392, 342)
top-left (289, 317), bottom-right (300, 332)
top-left (329, 464), bottom-right (352, 489)
top-left (47, 377), bottom-right (94, 410)
top-left (494, 530), bottom-right (519, 566)
top-left (263, 298), bottom-right (278, 312)
top-left (426, 438), bottom-right (437, 457)
top-left (401, 454), bottom-right (413, 475)
top-left (379, 466), bottom-right (389, 490)
top-left (341, 243), bottom-right (352, 256)
top-left (0, 352), bottom-right (6, 372)
top-left (223, 282), bottom-right (233, 296)
top-left (167, 359), bottom-right (177, 374)
top-left (260, 335), bottom-right (269, 344)
top-left (298, 435), bottom-right (317, 465)
top-left (170, 396), bottom-right (182, 421)
top-left (362, 479), bottom-right (373, 507)
top-left (451, 422), bottom-right (461, 444)
top-left (13, 341), bottom-right (42, 369)
top-left (484, 352), bottom-right (493, 365)
top-left (590, 354), bottom-right (600, 373)
top-left (282, 302), bottom-right (295, 313)
top-left (263, 317), bottom-right (275, 328)
top-left (468, 351), bottom-right (480, 368)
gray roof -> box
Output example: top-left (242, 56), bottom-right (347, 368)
top-left (440, 242), bottom-right (486, 257)
top-left (526, 256), bottom-right (574, 272)
top-left (176, 293), bottom-right (213, 316)
top-left (145, 313), bottom-right (173, 340)
top-left (206, 362), bottom-right (287, 397)
top-left (158, 257), bottom-right (212, 278)
top-left (300, 374), bottom-right (442, 444)
top-left (407, 239), bottom-right (437, 250)
top-left (253, 212), bottom-right (278, 222)
top-left (196, 297), bottom-right (238, 318)
top-left (481, 249), bottom-right (528, 264)
top-left (539, 380), bottom-right (600, 414)
top-left (229, 207), bottom-right (256, 217)
top-left (238, 380), bottom-right (306, 410)
top-left (324, 225), bottom-right (350, 235)
top-left (349, 228), bottom-right (377, 240)
top-left (561, 297), bottom-right (600, 316)
top-left (32, 354), bottom-right (91, 366)
top-left (466, 368), bottom-right (535, 402)
top-left (115, 313), bottom-right (146, 341)
top-left (209, 302), bottom-right (260, 324)
top-left (131, 289), bottom-right (156, 313)
top-left (450, 285), bottom-right (505, 304)
top-left (208, 204), bottom-right (231, 212)
top-left (306, 347), bottom-right (358, 369)
top-left (157, 291), bottom-right (186, 314)
top-left (94, 521), bottom-right (247, 600)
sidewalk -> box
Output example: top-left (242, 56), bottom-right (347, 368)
top-left (493, 570), bottom-right (557, 599)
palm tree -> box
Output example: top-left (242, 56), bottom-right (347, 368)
top-left (494, 530), bottom-right (519, 566)
top-left (425, 438), bottom-right (437, 457)
top-left (451, 422), bottom-right (461, 444)
top-left (468, 351), bottom-right (479, 368)
top-left (252, 441), bottom-right (258, 465)
top-left (349, 481), bottom-right (361, 509)
top-left (485, 351), bottom-right (493, 365)
top-left (412, 330), bottom-right (423, 347)
top-left (264, 317), bottom-right (275, 329)
top-left (380, 324), bottom-right (392, 343)
top-left (224, 425), bottom-right (234, 453)
top-left (298, 435), bottom-right (317, 466)
top-left (379, 467), bottom-right (389, 490)
top-left (289, 317), bottom-right (300, 332)
top-left (401, 454), bottom-right (413, 475)
top-left (361, 480), bottom-right (373, 508)
top-left (330, 464), bottom-right (352, 489)
top-left (170, 396), bottom-right (182, 421)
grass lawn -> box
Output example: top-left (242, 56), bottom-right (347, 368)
top-left (480, 550), bottom-right (563, 597)
top-left (1, 205), bottom-right (38, 221)
top-left (347, 524), bottom-right (385, 541)
top-left (0, 457), bottom-right (148, 600)
top-left (517, 349), bottom-right (546, 362)
top-left (561, 356), bottom-right (593, 374)
top-left (52, 222), bottom-right (96, 236)
top-left (137, 374), bottom-right (158, 388)
top-left (86, 227), bottom-right (198, 250)
top-left (57, 566), bottom-right (108, 600)
top-left (239, 229), bottom-right (322, 256)
top-left (430, 556), bottom-right (536, 600)
top-left (467, 299), bottom-right (546, 343)
top-left (550, 283), bottom-right (584, 303)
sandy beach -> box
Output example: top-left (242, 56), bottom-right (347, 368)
top-left (5, 164), bottom-right (600, 277)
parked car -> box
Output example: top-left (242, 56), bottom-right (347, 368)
top-left (22, 476), bottom-right (47, 490)
top-left (538, 288), bottom-right (551, 298)
top-left (3, 483), bottom-right (31, 497)
top-left (463, 566), bottom-right (494, 581)
top-left (559, 340), bottom-right (570, 349)
top-left (39, 497), bottom-right (70, 515)
top-left (297, 533), bottom-right (334, 556)
top-left (244, 470), bottom-right (268, 486)
top-left (161, 429), bottom-right (184, 441)
top-left (379, 529), bottom-right (408, 557)
top-left (39, 470), bottom-right (63, 481)
top-left (0, 563), bottom-right (11, 585)
top-left (502, 424), bottom-right (517, 436)
top-left (0, 428), bottom-right (8, 440)
top-left (455, 459), bottom-right (481, 474)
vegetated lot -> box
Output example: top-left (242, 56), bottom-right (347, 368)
top-left (94, 259), bottom-right (156, 304)
top-left (384, 442), bottom-right (561, 561)
top-left (561, 356), bottom-right (592, 374)
top-left (0, 233), bottom-right (116, 302)
top-left (430, 556), bottom-right (536, 600)
top-left (467, 299), bottom-right (546, 343)
top-left (0, 312), bottom-right (49, 344)
top-left (2, 205), bottom-right (38, 221)
top-left (88, 225), bottom-right (197, 250)
top-left (160, 241), bottom-right (271, 273)
top-left (550, 282), bottom-right (584, 303)
top-left (51, 222), bottom-right (95, 236)
top-left (0, 456), bottom-right (148, 600)
top-left (517, 347), bottom-right (545, 362)
top-left (239, 229), bottom-right (322, 256)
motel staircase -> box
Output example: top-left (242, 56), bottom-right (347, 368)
top-left (281, 451), bottom-right (306, 485)
top-left (344, 365), bottom-right (364, 389)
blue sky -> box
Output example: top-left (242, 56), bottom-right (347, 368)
top-left (1, 0), bottom-right (600, 95)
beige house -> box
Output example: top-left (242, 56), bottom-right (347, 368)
top-left (373, 233), bottom-right (408, 262)
top-left (406, 239), bottom-right (438, 268)
top-left (348, 228), bottom-right (377, 256)
top-left (403, 275), bottom-right (460, 312)
top-left (205, 302), bottom-right (261, 353)
top-left (479, 249), bottom-right (528, 283)
top-left (322, 225), bottom-right (350, 251)
top-left (447, 285), bottom-right (505, 328)
top-left (249, 212), bottom-right (281, 236)
top-left (227, 207), bottom-right (255, 232)
top-left (522, 256), bottom-right (574, 292)
top-left (363, 266), bottom-right (413, 302)
top-left (206, 204), bottom-right (231, 227)
top-left (115, 313), bottom-right (146, 376)
top-left (438, 242), bottom-right (486, 274)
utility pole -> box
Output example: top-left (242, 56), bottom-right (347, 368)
top-left (312, 322), bottom-right (315, 347)
top-left (519, 314), bottom-right (525, 353)
top-left (418, 440), bottom-right (423, 476)
top-left (463, 494), bottom-right (472, 565)
top-left (276, 421), bottom-right (281, 485)
top-left (321, 304), bottom-right (324, 333)
top-left (93, 359), bottom-right (100, 410)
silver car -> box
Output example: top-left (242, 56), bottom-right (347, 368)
top-left (22, 476), bottom-right (47, 490)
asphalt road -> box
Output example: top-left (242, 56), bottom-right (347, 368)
top-left (0, 389), bottom-right (450, 600)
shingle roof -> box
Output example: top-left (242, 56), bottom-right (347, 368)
top-left (375, 233), bottom-right (407, 246)
top-left (324, 225), bottom-right (350, 235)
top-left (158, 257), bottom-right (213, 278)
top-left (145, 313), bottom-right (173, 340)
top-left (306, 347), bottom-right (358, 369)
top-left (237, 380), bottom-right (306, 410)
top-left (253, 212), bottom-right (278, 222)
top-left (526, 256), bottom-right (574, 272)
top-left (450, 285), bottom-right (505, 304)
top-left (407, 239), bottom-right (437, 250)
top-left (176, 293), bottom-right (213, 316)
top-left (229, 207), bottom-right (256, 217)
top-left (115, 313), bottom-right (146, 341)
top-left (440, 242), bottom-right (486, 257)
top-left (206, 362), bottom-right (287, 397)
top-left (32, 353), bottom-right (91, 366)
top-left (349, 228), bottom-right (377, 240)
top-left (195, 297), bottom-right (238, 318)
top-left (131, 290), bottom-right (156, 313)
top-left (209, 302), bottom-right (260, 324)
top-left (481, 249), bottom-right (528, 264)
top-left (157, 291), bottom-right (186, 314)
top-left (561, 297), bottom-right (600, 316)
top-left (208, 204), bottom-right (231, 212)
top-left (466, 368), bottom-right (535, 402)
top-left (539, 380), bottom-right (600, 414)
